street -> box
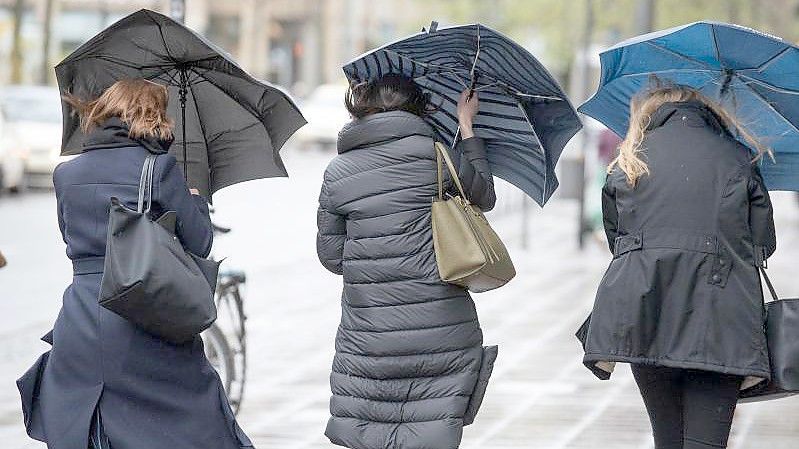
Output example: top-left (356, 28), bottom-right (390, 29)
top-left (2, 149), bottom-right (799, 449)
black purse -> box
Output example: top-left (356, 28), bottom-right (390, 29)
top-left (98, 154), bottom-right (220, 344)
top-left (739, 266), bottom-right (799, 403)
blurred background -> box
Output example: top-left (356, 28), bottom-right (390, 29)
top-left (1, 1), bottom-right (799, 448)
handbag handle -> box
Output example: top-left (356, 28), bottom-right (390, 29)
top-left (435, 142), bottom-right (469, 203)
top-left (759, 266), bottom-right (779, 302)
top-left (137, 155), bottom-right (157, 213)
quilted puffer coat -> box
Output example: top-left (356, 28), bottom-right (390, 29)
top-left (317, 110), bottom-right (498, 449)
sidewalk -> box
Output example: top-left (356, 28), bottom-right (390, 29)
top-left (211, 153), bottom-right (799, 449)
top-left (2, 150), bottom-right (799, 448)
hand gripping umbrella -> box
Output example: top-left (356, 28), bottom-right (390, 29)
top-left (56, 9), bottom-right (306, 200)
top-left (344, 22), bottom-right (582, 206)
top-left (580, 21), bottom-right (799, 191)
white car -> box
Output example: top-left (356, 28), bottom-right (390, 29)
top-left (294, 84), bottom-right (352, 150)
top-left (0, 86), bottom-right (68, 188)
top-left (0, 106), bottom-right (26, 193)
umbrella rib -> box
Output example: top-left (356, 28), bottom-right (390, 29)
top-left (616, 68), bottom-right (719, 80)
top-left (736, 73), bottom-right (799, 96)
top-left (383, 49), bottom-right (471, 81)
top-left (754, 46), bottom-right (794, 72)
top-left (642, 41), bottom-right (714, 69)
top-left (734, 75), bottom-right (799, 135)
top-left (711, 23), bottom-right (725, 70)
top-left (146, 9), bottom-right (177, 63)
top-left (187, 66), bottom-right (262, 124)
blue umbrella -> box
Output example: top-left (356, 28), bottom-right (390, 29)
top-left (343, 22), bottom-right (581, 206)
top-left (580, 21), bottom-right (799, 191)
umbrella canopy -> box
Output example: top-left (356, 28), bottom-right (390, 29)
top-left (579, 21), bottom-right (799, 191)
top-left (343, 23), bottom-right (581, 206)
top-left (56, 9), bottom-right (306, 199)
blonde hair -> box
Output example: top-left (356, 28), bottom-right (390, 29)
top-left (64, 79), bottom-right (174, 140)
top-left (610, 81), bottom-right (772, 186)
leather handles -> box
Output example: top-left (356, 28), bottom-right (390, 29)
top-left (435, 142), bottom-right (469, 203)
top-left (137, 155), bottom-right (157, 214)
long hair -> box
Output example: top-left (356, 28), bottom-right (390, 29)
top-left (345, 73), bottom-right (436, 119)
top-left (610, 81), bottom-right (772, 187)
top-left (64, 79), bottom-right (174, 140)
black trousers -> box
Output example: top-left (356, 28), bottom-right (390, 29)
top-left (631, 365), bottom-right (742, 449)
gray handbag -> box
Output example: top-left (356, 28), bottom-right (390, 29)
top-left (98, 154), bottom-right (219, 344)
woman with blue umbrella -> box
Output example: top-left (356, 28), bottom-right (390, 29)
top-left (578, 21), bottom-right (784, 449)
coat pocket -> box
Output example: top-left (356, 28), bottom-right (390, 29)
top-left (463, 345), bottom-right (498, 425)
top-left (17, 350), bottom-right (50, 440)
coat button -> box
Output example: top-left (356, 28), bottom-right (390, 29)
top-left (712, 273), bottom-right (722, 283)
top-left (719, 259), bottom-right (726, 267)
top-left (633, 236), bottom-right (641, 244)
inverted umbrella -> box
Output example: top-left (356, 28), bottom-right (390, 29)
top-left (579, 21), bottom-right (799, 191)
top-left (56, 9), bottom-right (306, 199)
top-left (343, 22), bottom-right (582, 206)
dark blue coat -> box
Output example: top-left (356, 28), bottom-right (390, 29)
top-left (17, 120), bottom-right (253, 449)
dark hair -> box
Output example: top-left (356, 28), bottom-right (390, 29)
top-left (345, 74), bottom-right (434, 119)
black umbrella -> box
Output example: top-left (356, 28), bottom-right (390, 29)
top-left (56, 9), bottom-right (306, 199)
top-left (344, 22), bottom-right (581, 205)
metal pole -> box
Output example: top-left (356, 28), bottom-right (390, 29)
top-left (634, 0), bottom-right (656, 34)
top-left (577, 0), bottom-right (594, 249)
top-left (170, 0), bottom-right (185, 24)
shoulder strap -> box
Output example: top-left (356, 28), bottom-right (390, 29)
top-left (435, 141), bottom-right (469, 202)
top-left (759, 266), bottom-right (779, 302)
top-left (137, 154), bottom-right (157, 213)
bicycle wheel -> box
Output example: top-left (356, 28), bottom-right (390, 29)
top-left (202, 324), bottom-right (235, 392)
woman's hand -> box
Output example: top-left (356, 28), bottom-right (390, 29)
top-left (457, 89), bottom-right (479, 139)
top-left (189, 188), bottom-right (200, 195)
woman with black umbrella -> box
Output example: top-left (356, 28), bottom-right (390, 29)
top-left (579, 82), bottom-right (776, 449)
top-left (17, 79), bottom-right (252, 449)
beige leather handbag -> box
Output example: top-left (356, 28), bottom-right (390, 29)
top-left (432, 142), bottom-right (515, 293)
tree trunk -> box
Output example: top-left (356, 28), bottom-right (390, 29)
top-left (41, 0), bottom-right (54, 85)
top-left (11, 0), bottom-right (25, 84)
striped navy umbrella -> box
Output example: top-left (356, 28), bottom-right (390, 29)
top-left (343, 22), bottom-right (581, 205)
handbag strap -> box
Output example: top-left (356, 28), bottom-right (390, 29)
top-left (137, 155), bottom-right (157, 213)
top-left (435, 141), bottom-right (469, 202)
top-left (759, 266), bottom-right (779, 302)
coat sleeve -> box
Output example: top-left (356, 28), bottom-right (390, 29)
top-left (451, 137), bottom-right (496, 211)
top-left (153, 155), bottom-right (214, 257)
top-left (317, 181), bottom-right (346, 275)
top-left (748, 164), bottom-right (776, 261)
top-left (601, 175), bottom-right (619, 254)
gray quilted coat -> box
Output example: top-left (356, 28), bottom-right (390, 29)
top-left (317, 111), bottom-right (498, 449)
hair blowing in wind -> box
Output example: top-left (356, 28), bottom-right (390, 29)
top-left (63, 78), bottom-right (174, 140)
top-left (611, 82), bottom-right (773, 187)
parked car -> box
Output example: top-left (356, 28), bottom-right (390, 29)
top-left (0, 105), bottom-right (26, 193)
top-left (0, 85), bottom-right (66, 188)
top-left (294, 84), bottom-right (351, 150)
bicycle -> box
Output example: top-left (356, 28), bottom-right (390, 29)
top-left (201, 222), bottom-right (248, 415)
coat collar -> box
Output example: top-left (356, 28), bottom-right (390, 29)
top-left (337, 110), bottom-right (434, 154)
top-left (647, 100), bottom-right (727, 134)
top-left (82, 117), bottom-right (173, 154)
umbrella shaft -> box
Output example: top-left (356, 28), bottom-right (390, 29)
top-left (179, 68), bottom-right (188, 183)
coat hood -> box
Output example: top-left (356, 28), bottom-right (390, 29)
top-left (336, 110), bottom-right (434, 154)
top-left (82, 117), bottom-right (174, 154)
